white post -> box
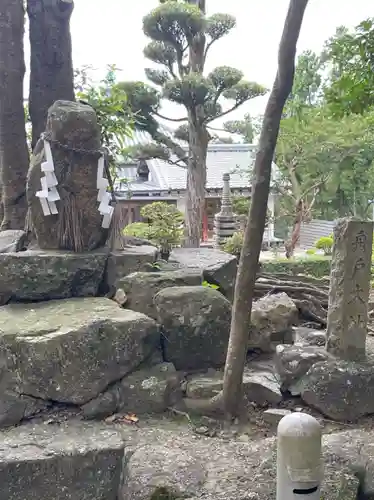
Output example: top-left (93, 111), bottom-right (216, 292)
top-left (277, 412), bottom-right (322, 500)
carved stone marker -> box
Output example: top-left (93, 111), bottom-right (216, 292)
top-left (27, 100), bottom-right (107, 252)
top-left (213, 173), bottom-right (238, 248)
top-left (326, 218), bottom-right (373, 361)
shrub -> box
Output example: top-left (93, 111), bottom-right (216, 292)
top-left (223, 231), bottom-right (244, 257)
top-left (123, 222), bottom-right (152, 239)
top-left (306, 248), bottom-right (316, 255)
top-left (262, 256), bottom-right (331, 278)
top-left (315, 236), bottom-right (334, 255)
top-left (140, 202), bottom-right (184, 252)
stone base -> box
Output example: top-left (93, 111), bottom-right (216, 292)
top-left (0, 249), bottom-right (108, 304)
top-left (103, 245), bottom-right (157, 293)
top-left (0, 421), bottom-right (125, 499)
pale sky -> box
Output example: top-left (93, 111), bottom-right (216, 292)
top-left (25, 0), bottom-right (374, 127)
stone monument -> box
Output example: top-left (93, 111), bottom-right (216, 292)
top-left (326, 218), bottom-right (373, 361)
top-left (213, 173), bottom-right (238, 248)
top-left (27, 100), bottom-right (110, 252)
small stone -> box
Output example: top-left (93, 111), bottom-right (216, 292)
top-left (274, 344), bottom-right (332, 394)
top-left (249, 292), bottom-right (298, 353)
top-left (113, 288), bottom-right (127, 306)
top-left (186, 372), bottom-right (223, 399)
top-left (263, 409), bottom-right (291, 426)
top-left (293, 326), bottom-right (327, 347)
top-left (242, 371), bottom-right (282, 406)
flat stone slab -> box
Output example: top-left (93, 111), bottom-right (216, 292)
top-left (0, 421), bottom-right (125, 500)
top-left (0, 249), bottom-right (107, 303)
top-left (170, 247), bottom-right (237, 301)
top-left (0, 298), bottom-right (160, 426)
top-left (0, 230), bottom-right (27, 253)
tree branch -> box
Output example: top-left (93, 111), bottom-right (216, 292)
top-left (154, 112), bottom-right (187, 123)
top-left (205, 101), bottom-right (246, 124)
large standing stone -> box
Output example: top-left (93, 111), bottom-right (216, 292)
top-left (154, 286), bottom-right (231, 370)
top-left (249, 292), bottom-right (298, 352)
top-left (326, 218), bottom-right (373, 361)
top-left (0, 298), bottom-right (160, 421)
top-left (300, 359), bottom-right (374, 421)
top-left (169, 247), bottom-right (237, 301)
top-left (0, 250), bottom-right (107, 304)
top-left (27, 100), bottom-right (105, 251)
top-left (0, 422), bottom-right (125, 500)
top-left (118, 269), bottom-right (203, 319)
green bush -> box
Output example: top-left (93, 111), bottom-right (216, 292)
top-left (124, 202), bottom-right (184, 253)
top-left (123, 222), bottom-right (152, 239)
top-left (306, 248), bottom-right (316, 255)
top-left (223, 231), bottom-right (243, 257)
top-left (262, 256), bottom-right (331, 278)
top-left (315, 236), bottom-right (334, 255)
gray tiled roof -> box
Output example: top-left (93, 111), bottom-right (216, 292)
top-left (116, 127), bottom-right (279, 194)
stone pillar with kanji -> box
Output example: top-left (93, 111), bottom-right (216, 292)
top-left (213, 173), bottom-right (237, 248)
top-left (326, 218), bottom-right (373, 361)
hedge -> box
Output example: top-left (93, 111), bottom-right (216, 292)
top-left (261, 256), bottom-right (331, 278)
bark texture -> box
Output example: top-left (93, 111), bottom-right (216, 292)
top-left (27, 0), bottom-right (75, 150)
top-left (222, 0), bottom-right (310, 418)
top-left (184, 0), bottom-right (207, 248)
top-left (0, 0), bottom-right (29, 230)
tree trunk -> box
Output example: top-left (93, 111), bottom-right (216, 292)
top-left (184, 116), bottom-right (208, 247)
top-left (285, 198), bottom-right (303, 258)
top-left (0, 0), bottom-right (29, 230)
top-left (222, 0), bottom-right (310, 418)
top-left (27, 0), bottom-right (75, 150)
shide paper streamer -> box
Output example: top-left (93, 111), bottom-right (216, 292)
top-left (36, 140), bottom-right (60, 216)
top-left (36, 140), bottom-right (113, 229)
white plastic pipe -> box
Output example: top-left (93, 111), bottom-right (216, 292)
top-left (276, 412), bottom-right (322, 500)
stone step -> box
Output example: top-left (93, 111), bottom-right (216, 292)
top-left (0, 421), bottom-right (125, 500)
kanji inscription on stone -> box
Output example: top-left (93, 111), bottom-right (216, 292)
top-left (326, 218), bottom-right (373, 361)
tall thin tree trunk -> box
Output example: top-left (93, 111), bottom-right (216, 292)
top-left (185, 116), bottom-right (208, 247)
top-left (27, 0), bottom-right (75, 150)
top-left (222, 0), bottom-right (309, 418)
top-left (183, 0), bottom-right (207, 248)
top-left (0, 0), bottom-right (29, 230)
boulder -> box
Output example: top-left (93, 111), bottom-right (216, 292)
top-left (0, 298), bottom-right (160, 425)
top-left (0, 421), bottom-right (125, 499)
top-left (274, 344), bottom-right (332, 394)
top-left (27, 100), bottom-right (105, 251)
top-left (300, 359), bottom-right (374, 421)
top-left (0, 230), bottom-right (27, 253)
top-left (262, 408), bottom-right (292, 426)
top-left (154, 286), bottom-right (231, 371)
top-left (119, 269), bottom-right (203, 319)
top-left (169, 247), bottom-right (237, 301)
top-left (0, 249), bottom-right (107, 304)
top-left (82, 362), bottom-right (181, 419)
top-left (249, 292), bottom-right (298, 353)
top-left (103, 246), bottom-right (157, 293)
